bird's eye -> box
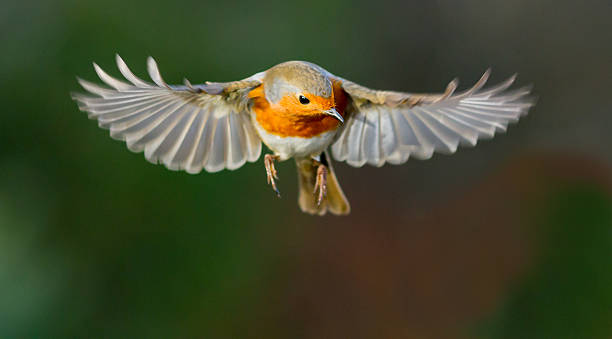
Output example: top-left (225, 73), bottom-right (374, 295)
top-left (299, 95), bottom-right (310, 105)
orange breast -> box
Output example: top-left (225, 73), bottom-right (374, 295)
top-left (249, 80), bottom-right (348, 138)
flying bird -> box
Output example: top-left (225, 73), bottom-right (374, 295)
top-left (72, 55), bottom-right (534, 215)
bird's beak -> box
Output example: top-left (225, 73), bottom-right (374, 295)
top-left (323, 108), bottom-right (344, 124)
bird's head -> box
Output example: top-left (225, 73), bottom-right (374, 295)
top-left (262, 61), bottom-right (344, 123)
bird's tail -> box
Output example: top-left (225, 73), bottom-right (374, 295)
top-left (296, 151), bottom-right (350, 216)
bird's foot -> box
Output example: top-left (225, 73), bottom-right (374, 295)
top-left (264, 154), bottom-right (280, 197)
top-left (313, 164), bottom-right (327, 206)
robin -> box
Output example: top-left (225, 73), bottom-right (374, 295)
top-left (72, 55), bottom-right (534, 215)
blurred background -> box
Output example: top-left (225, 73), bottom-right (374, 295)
top-left (1, 0), bottom-right (611, 337)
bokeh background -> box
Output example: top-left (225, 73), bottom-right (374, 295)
top-left (1, 0), bottom-right (611, 337)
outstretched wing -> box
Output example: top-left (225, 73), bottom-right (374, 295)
top-left (72, 55), bottom-right (263, 173)
top-left (330, 70), bottom-right (534, 167)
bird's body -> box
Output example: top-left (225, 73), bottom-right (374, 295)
top-left (253, 122), bottom-right (338, 161)
top-left (247, 65), bottom-right (348, 160)
top-left (72, 55), bottom-right (534, 215)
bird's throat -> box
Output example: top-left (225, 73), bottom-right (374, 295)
top-left (248, 82), bottom-right (348, 138)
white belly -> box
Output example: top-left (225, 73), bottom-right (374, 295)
top-left (252, 117), bottom-right (337, 161)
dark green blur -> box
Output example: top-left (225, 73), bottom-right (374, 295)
top-left (1, 0), bottom-right (611, 337)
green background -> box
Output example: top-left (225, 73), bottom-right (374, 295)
top-left (1, 0), bottom-right (611, 337)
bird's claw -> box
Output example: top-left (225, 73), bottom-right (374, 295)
top-left (313, 164), bottom-right (327, 206)
top-left (264, 154), bottom-right (281, 197)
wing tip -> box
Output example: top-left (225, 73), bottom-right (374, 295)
top-left (146, 56), bottom-right (158, 75)
top-left (483, 67), bottom-right (492, 78)
top-left (115, 53), bottom-right (125, 68)
top-left (146, 56), bottom-right (168, 88)
top-left (92, 62), bottom-right (102, 75)
top-left (475, 68), bottom-right (491, 89)
top-left (75, 76), bottom-right (87, 89)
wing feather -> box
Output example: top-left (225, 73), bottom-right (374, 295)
top-left (413, 107), bottom-right (460, 154)
top-left (188, 109), bottom-right (215, 174)
top-left (169, 107), bottom-right (205, 170)
top-left (238, 112), bottom-right (262, 162)
top-left (362, 107), bottom-right (382, 166)
top-left (346, 112), bottom-right (367, 167)
top-left (332, 70), bottom-right (534, 166)
top-left (72, 55), bottom-right (262, 173)
top-left (205, 114), bottom-right (228, 172)
top-left (227, 112), bottom-right (248, 170)
top-left (158, 109), bottom-right (200, 168)
top-left (93, 62), bottom-right (133, 91)
top-left (378, 106), bottom-right (398, 161)
top-left (401, 110), bottom-right (434, 160)
top-left (116, 54), bottom-right (155, 88)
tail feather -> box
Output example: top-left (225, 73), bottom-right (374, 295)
top-left (296, 151), bottom-right (350, 216)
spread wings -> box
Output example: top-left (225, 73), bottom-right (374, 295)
top-left (330, 70), bottom-right (534, 167)
top-left (72, 55), bottom-right (263, 173)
